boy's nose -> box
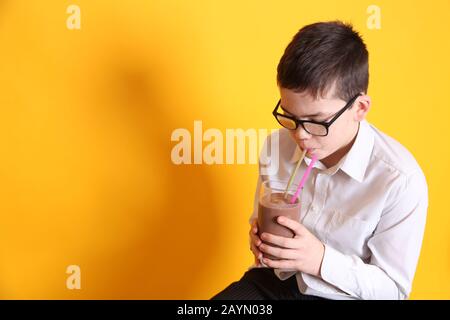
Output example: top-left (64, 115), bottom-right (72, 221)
top-left (294, 125), bottom-right (312, 140)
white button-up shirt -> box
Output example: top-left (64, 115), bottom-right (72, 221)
top-left (248, 120), bottom-right (429, 300)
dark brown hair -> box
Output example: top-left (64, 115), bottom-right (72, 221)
top-left (277, 21), bottom-right (368, 101)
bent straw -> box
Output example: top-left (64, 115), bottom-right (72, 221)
top-left (290, 154), bottom-right (318, 204)
top-left (284, 148), bottom-right (307, 199)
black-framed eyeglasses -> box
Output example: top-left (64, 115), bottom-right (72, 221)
top-left (272, 93), bottom-right (362, 136)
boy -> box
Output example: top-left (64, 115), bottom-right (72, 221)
top-left (212, 21), bottom-right (428, 300)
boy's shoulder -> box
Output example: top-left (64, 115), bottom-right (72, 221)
top-left (367, 121), bottom-right (424, 178)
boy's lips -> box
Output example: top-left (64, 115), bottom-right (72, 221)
top-left (297, 143), bottom-right (319, 153)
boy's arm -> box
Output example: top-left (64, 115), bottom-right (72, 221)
top-left (317, 170), bottom-right (428, 299)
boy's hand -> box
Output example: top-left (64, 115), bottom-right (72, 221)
top-left (249, 219), bottom-right (263, 267)
top-left (258, 216), bottom-right (325, 277)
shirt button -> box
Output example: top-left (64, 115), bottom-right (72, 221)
top-left (311, 205), bottom-right (317, 212)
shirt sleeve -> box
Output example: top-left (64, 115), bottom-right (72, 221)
top-left (320, 170), bottom-right (429, 299)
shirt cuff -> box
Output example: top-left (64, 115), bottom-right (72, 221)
top-left (320, 244), bottom-right (356, 296)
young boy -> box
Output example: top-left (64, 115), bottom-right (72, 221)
top-left (212, 21), bottom-right (428, 300)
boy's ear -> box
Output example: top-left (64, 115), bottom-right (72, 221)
top-left (354, 94), bottom-right (371, 121)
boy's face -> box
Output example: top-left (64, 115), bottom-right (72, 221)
top-left (279, 86), bottom-right (370, 167)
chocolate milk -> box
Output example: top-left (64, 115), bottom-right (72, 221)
top-left (257, 192), bottom-right (300, 260)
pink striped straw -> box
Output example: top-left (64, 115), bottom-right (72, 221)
top-left (289, 154), bottom-right (318, 204)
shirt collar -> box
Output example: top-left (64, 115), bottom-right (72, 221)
top-left (289, 120), bottom-right (375, 182)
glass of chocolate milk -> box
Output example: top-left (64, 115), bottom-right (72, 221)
top-left (257, 180), bottom-right (301, 260)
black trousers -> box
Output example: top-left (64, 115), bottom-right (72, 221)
top-left (211, 268), bottom-right (328, 300)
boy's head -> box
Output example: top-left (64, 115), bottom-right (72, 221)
top-left (276, 21), bottom-right (371, 167)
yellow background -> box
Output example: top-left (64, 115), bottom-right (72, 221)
top-left (0, 0), bottom-right (449, 299)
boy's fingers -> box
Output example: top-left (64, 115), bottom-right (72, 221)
top-left (250, 233), bottom-right (261, 246)
top-left (251, 243), bottom-right (263, 260)
top-left (250, 243), bottom-right (262, 258)
top-left (249, 221), bottom-right (257, 236)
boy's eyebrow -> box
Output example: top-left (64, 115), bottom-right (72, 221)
top-left (280, 105), bottom-right (328, 118)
